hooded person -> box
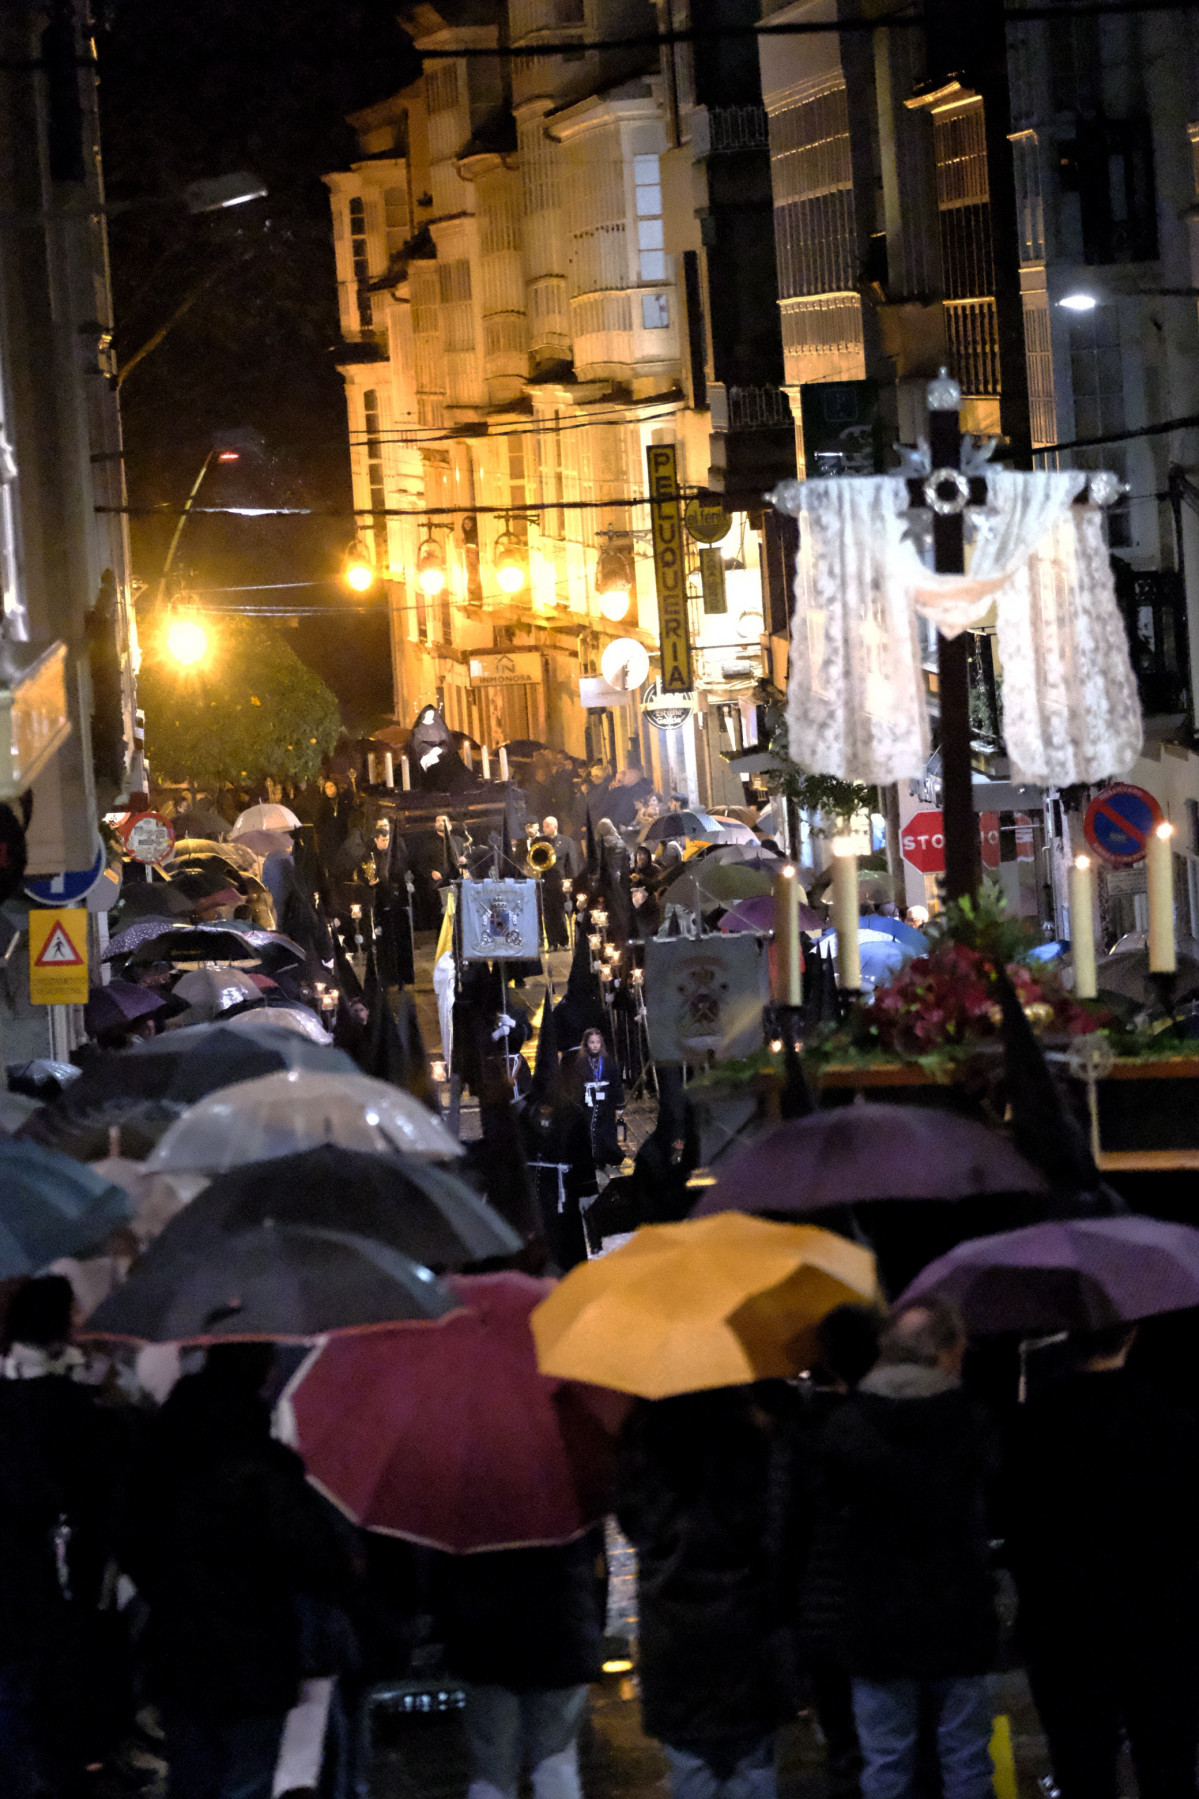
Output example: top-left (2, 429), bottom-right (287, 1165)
top-left (632, 1066), bottom-right (700, 1224)
top-left (551, 931), bottom-right (606, 1053)
top-left (407, 707), bottom-right (475, 794)
top-left (518, 1003), bottom-right (597, 1272)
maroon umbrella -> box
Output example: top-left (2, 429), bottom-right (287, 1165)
top-left (693, 1103), bottom-right (1049, 1217)
top-left (285, 1270), bottom-right (621, 1552)
top-left (896, 1215), bottom-right (1199, 1335)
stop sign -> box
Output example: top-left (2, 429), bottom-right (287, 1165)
top-left (901, 811), bottom-right (946, 873)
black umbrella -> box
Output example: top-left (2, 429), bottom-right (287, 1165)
top-left (82, 1221), bottom-right (462, 1344)
top-left (150, 1144), bottom-right (521, 1270)
top-left (125, 925), bottom-right (261, 967)
top-left (56, 1025), bottom-right (356, 1110)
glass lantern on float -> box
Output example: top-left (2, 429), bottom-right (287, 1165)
top-left (594, 532), bottom-right (635, 622)
top-left (417, 533), bottom-right (447, 597)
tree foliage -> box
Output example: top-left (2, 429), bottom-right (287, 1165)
top-left (140, 610), bottom-right (341, 788)
top-left (765, 718), bottom-right (877, 825)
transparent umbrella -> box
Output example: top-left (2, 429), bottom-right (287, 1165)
top-left (145, 1069), bottom-right (463, 1173)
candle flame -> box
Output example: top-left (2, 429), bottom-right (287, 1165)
top-left (781, 864), bottom-right (795, 879)
top-left (1074, 854), bottom-right (1091, 870)
top-left (1156, 821), bottom-right (1174, 840)
top-left (831, 836), bottom-right (855, 858)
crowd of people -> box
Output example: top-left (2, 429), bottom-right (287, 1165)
top-left (1, 1273), bottom-right (1194, 1799)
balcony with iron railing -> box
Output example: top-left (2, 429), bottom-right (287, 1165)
top-left (691, 106), bottom-right (770, 158)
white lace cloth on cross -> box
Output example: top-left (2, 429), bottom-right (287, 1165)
top-left (783, 470), bottom-right (1142, 788)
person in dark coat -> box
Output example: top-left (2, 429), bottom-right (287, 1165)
top-left (520, 1007), bottom-right (597, 1271)
top-left (0, 1278), bottom-right (117, 1799)
top-left (793, 1304), bottom-right (883, 1799)
top-left (434, 1534), bottom-right (604, 1799)
top-left (818, 1302), bottom-right (998, 1799)
top-left (562, 1026), bottom-right (624, 1169)
top-left (127, 1344), bottom-right (355, 1799)
top-left (1005, 1319), bottom-right (1199, 1799)
top-left (616, 1385), bottom-right (798, 1799)
top-left (552, 931), bottom-right (607, 1052)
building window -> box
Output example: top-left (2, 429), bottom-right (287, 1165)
top-left (539, 412), bottom-right (565, 540)
top-left (362, 389), bottom-right (388, 565)
top-left (348, 195), bottom-right (373, 329)
top-left (634, 154), bottom-right (667, 281)
top-left (642, 293), bottom-right (669, 329)
top-left (932, 99), bottom-right (999, 397)
top-left (425, 64), bottom-right (459, 114)
top-left (438, 259), bottom-right (475, 352)
top-left (1059, 119), bottom-right (1158, 264)
top-left (769, 82), bottom-right (857, 299)
top-left (383, 185), bottom-right (410, 255)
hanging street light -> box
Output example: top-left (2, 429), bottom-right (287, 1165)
top-left (165, 614), bottom-right (208, 668)
top-left (343, 539), bottom-right (375, 593)
top-left (595, 532), bottom-right (635, 621)
top-left (494, 531), bottom-right (528, 595)
top-left (417, 534), bottom-right (447, 596)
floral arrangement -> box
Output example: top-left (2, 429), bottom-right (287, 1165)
top-left (860, 940), bottom-right (1104, 1058)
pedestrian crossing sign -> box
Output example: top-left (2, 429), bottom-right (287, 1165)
top-left (29, 907), bottom-right (88, 1004)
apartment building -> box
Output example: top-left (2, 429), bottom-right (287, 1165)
top-left (324, 0), bottom-right (796, 807)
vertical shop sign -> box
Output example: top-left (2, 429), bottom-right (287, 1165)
top-left (646, 445), bottom-right (693, 693)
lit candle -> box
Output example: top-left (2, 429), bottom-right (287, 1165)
top-left (773, 863), bottom-right (802, 1005)
top-left (400, 755), bottom-right (411, 791)
top-left (1070, 854), bottom-right (1097, 1000)
top-left (499, 746), bottom-right (509, 783)
top-left (831, 835), bottom-right (861, 991)
top-left (463, 742), bottom-right (474, 771)
top-left (1148, 820), bottom-right (1176, 973)
top-left (481, 745), bottom-right (491, 781)
top-left (383, 752), bottom-right (395, 788)
top-left (366, 753), bottom-right (379, 785)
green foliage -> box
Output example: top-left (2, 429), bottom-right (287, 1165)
top-left (925, 878), bottom-right (1039, 966)
top-left (765, 719), bottom-right (877, 825)
top-left (140, 610), bottom-right (341, 789)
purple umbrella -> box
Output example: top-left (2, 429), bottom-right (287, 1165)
top-left (719, 894), bottom-right (825, 934)
top-left (897, 1215), bottom-right (1199, 1335)
top-left (84, 980), bottom-right (167, 1039)
top-left (692, 1104), bottom-right (1049, 1217)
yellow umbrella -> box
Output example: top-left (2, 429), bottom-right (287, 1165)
top-left (531, 1212), bottom-right (878, 1399)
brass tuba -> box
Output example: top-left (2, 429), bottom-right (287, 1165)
top-left (527, 836), bottom-right (557, 873)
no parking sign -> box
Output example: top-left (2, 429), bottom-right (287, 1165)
top-left (1083, 783), bottom-right (1163, 868)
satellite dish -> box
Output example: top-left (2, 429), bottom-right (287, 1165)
top-left (600, 637), bottom-right (651, 692)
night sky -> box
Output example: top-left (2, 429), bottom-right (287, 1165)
top-left (96, 0), bottom-right (422, 730)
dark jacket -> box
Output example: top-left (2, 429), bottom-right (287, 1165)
top-left (0, 1375), bottom-right (114, 1665)
top-left (133, 1372), bottom-right (353, 1716)
top-left (616, 1388), bottom-right (798, 1761)
top-left (434, 1535), bottom-right (604, 1691)
top-left (819, 1365), bottom-right (998, 1681)
top-left (1006, 1367), bottom-right (1199, 1650)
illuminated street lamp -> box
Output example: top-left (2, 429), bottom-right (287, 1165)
top-left (595, 532), bottom-right (635, 622)
top-left (417, 534), bottom-right (447, 597)
top-left (165, 614), bottom-right (208, 668)
top-left (343, 539), bottom-right (375, 593)
top-left (494, 532), bottom-right (528, 595)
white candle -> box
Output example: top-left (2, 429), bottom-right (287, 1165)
top-left (499, 746), bottom-right (509, 782)
top-left (366, 753), bottom-right (380, 785)
top-left (1070, 855), bottom-right (1097, 999)
top-left (1148, 820), bottom-right (1176, 973)
top-left (400, 755), bottom-right (411, 791)
top-left (774, 864), bottom-right (802, 1005)
top-left (481, 745), bottom-right (491, 781)
top-left (383, 752), bottom-right (395, 788)
top-left (831, 835), bottom-right (861, 991)
top-left (463, 742), bottom-right (474, 771)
